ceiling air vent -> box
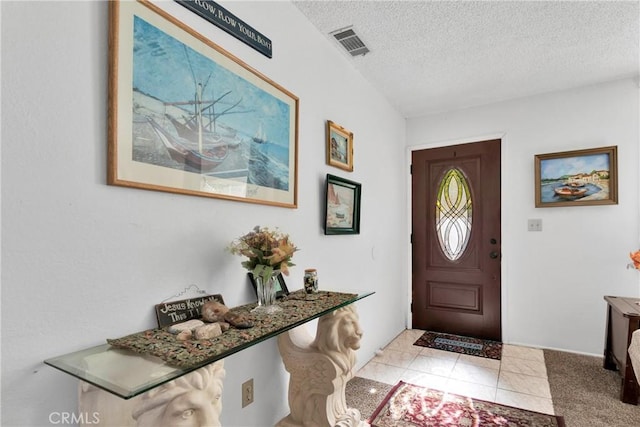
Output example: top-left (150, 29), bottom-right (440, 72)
top-left (330, 26), bottom-right (369, 57)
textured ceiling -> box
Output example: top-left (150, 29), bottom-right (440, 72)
top-left (293, 1), bottom-right (640, 118)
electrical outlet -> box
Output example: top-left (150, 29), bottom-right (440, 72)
top-left (242, 378), bottom-right (254, 408)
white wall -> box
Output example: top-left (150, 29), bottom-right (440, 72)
top-left (0, 1), bottom-right (407, 426)
top-left (407, 78), bottom-right (640, 356)
top-left (4, 1), bottom-right (637, 425)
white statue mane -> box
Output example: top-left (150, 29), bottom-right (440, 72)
top-left (311, 305), bottom-right (362, 375)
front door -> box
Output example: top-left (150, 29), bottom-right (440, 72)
top-left (411, 139), bottom-right (501, 341)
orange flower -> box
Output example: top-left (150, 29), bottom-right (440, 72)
top-left (630, 250), bottom-right (640, 270)
top-left (228, 226), bottom-right (299, 282)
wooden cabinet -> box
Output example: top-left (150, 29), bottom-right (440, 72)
top-left (603, 295), bottom-right (640, 404)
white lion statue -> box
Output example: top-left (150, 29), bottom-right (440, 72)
top-left (278, 305), bottom-right (365, 427)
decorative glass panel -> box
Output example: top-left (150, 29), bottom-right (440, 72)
top-left (435, 168), bottom-right (472, 261)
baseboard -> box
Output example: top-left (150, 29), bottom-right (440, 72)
top-left (507, 341), bottom-right (603, 359)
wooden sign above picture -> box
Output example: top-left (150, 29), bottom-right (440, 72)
top-left (155, 294), bottom-right (225, 328)
top-left (175, 0), bottom-right (273, 58)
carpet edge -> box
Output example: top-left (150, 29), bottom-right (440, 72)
top-left (367, 380), bottom-right (406, 425)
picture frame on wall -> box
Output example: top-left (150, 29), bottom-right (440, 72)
top-left (324, 174), bottom-right (361, 235)
top-left (326, 120), bottom-right (354, 172)
top-left (534, 145), bottom-right (618, 208)
top-left (107, 0), bottom-right (299, 208)
top-left (247, 272), bottom-right (289, 299)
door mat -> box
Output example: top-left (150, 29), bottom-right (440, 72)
top-left (369, 381), bottom-right (565, 427)
top-left (413, 331), bottom-right (502, 360)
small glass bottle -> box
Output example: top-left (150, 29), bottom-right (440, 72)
top-left (304, 269), bottom-right (318, 294)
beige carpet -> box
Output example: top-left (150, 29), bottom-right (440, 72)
top-left (544, 349), bottom-right (639, 427)
top-left (346, 377), bottom-right (394, 420)
top-left (346, 349), bottom-right (640, 425)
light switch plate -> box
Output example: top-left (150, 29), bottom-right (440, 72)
top-left (528, 219), bottom-right (542, 232)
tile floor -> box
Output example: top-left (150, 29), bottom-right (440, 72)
top-left (356, 329), bottom-right (555, 415)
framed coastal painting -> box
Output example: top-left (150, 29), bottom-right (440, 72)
top-left (324, 174), bottom-right (361, 235)
top-left (534, 146), bottom-right (618, 208)
top-left (326, 120), bottom-right (354, 172)
top-left (107, 0), bottom-right (299, 208)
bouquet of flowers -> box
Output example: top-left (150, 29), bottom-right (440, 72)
top-left (629, 250), bottom-right (640, 270)
top-left (228, 226), bottom-right (298, 283)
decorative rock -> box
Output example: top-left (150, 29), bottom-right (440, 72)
top-left (224, 311), bottom-right (254, 329)
top-left (168, 319), bottom-right (205, 334)
top-left (176, 330), bottom-right (192, 341)
top-left (201, 301), bottom-right (229, 323)
top-left (194, 323), bottom-right (223, 340)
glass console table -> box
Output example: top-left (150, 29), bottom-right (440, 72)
top-left (45, 290), bottom-right (374, 401)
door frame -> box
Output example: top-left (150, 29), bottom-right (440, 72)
top-left (405, 132), bottom-right (508, 340)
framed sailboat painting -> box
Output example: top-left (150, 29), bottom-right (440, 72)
top-left (534, 145), bottom-right (618, 208)
top-left (107, 0), bottom-right (299, 208)
top-left (326, 121), bottom-right (354, 172)
top-left (324, 174), bottom-right (361, 235)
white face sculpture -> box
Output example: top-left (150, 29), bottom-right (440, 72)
top-left (133, 363), bottom-right (225, 427)
top-left (159, 386), bottom-right (222, 427)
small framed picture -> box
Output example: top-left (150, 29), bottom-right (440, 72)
top-left (324, 174), bottom-right (361, 235)
top-left (326, 120), bottom-right (354, 172)
top-left (247, 272), bottom-right (290, 299)
top-left (534, 145), bottom-right (618, 208)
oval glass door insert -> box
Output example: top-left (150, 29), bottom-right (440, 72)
top-left (435, 168), bottom-right (472, 261)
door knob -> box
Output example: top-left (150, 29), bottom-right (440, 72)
top-left (490, 251), bottom-right (499, 259)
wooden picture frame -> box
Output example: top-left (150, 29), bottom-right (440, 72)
top-left (247, 272), bottom-right (289, 299)
top-left (108, 0), bottom-right (299, 208)
top-left (326, 120), bottom-right (354, 172)
top-left (534, 146), bottom-right (618, 208)
top-left (324, 174), bottom-right (361, 235)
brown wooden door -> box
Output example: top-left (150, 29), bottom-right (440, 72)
top-left (411, 139), bottom-right (501, 341)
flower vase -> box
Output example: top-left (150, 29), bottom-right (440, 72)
top-left (252, 272), bottom-right (283, 314)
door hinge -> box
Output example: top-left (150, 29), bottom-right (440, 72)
top-left (410, 164), bottom-right (413, 174)
top-left (410, 233), bottom-right (413, 244)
